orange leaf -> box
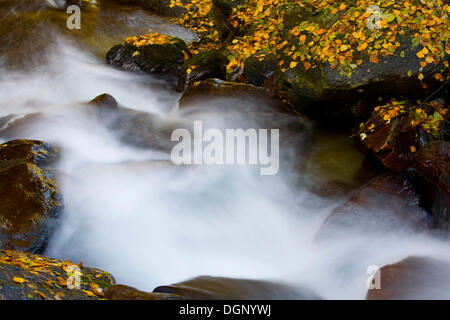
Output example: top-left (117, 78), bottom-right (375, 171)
top-left (303, 61), bottom-right (311, 70)
top-left (369, 53), bottom-right (379, 63)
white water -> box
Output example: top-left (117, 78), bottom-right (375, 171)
top-left (1, 2), bottom-right (450, 300)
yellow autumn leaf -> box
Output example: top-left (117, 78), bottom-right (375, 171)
top-left (290, 61), bottom-right (298, 68)
top-left (13, 277), bottom-right (26, 284)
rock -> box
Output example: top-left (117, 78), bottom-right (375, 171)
top-left (177, 49), bottom-right (227, 92)
top-left (0, 113), bottom-right (46, 140)
top-left (0, 139), bottom-right (58, 168)
top-left (243, 55), bottom-right (277, 87)
top-left (366, 256), bottom-right (450, 300)
top-left (87, 93), bottom-right (119, 121)
top-left (99, 106), bottom-right (184, 152)
top-left (412, 141), bottom-right (450, 231)
top-left (0, 140), bottom-right (62, 253)
top-left (315, 173), bottom-right (433, 240)
top-left (0, 250), bottom-right (115, 300)
top-left (274, 1), bottom-right (448, 119)
top-left (105, 284), bottom-right (184, 300)
top-left (105, 35), bottom-right (189, 78)
top-left (355, 109), bottom-right (416, 172)
top-left (88, 93), bottom-right (119, 111)
top-left (179, 78), bottom-right (284, 109)
top-left (154, 276), bottom-right (321, 299)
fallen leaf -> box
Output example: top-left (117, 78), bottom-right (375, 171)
top-left (13, 277), bottom-right (26, 285)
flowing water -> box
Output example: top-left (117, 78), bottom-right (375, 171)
top-left (1, 0), bottom-right (449, 299)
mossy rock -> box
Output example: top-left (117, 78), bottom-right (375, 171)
top-left (105, 36), bottom-right (189, 78)
top-left (177, 49), bottom-right (227, 91)
top-left (0, 139), bottom-right (58, 168)
top-left (0, 140), bottom-right (62, 253)
top-left (275, 2), bottom-right (449, 120)
top-left (0, 250), bottom-right (115, 300)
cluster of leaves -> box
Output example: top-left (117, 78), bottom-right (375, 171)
top-left (0, 250), bottom-right (110, 300)
top-left (169, 0), bottom-right (449, 78)
top-left (358, 97), bottom-right (448, 141)
top-left (125, 32), bottom-right (181, 47)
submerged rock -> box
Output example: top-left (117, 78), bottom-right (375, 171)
top-left (315, 173), bottom-right (433, 240)
top-left (153, 276), bottom-right (321, 300)
top-left (0, 140), bottom-right (62, 253)
top-left (0, 250), bottom-right (115, 300)
top-left (367, 256), bottom-right (450, 300)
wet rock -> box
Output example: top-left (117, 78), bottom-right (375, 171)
top-left (353, 98), bottom-right (448, 171)
top-left (87, 93), bottom-right (119, 121)
top-left (177, 50), bottom-right (227, 92)
top-left (315, 173), bottom-right (433, 240)
top-left (275, 2), bottom-right (448, 120)
top-left (0, 140), bottom-right (62, 253)
top-left (103, 107), bottom-right (183, 152)
top-left (243, 55), bottom-right (277, 87)
top-left (105, 284), bottom-right (184, 300)
top-left (412, 141), bottom-right (450, 231)
top-left (105, 36), bottom-right (189, 78)
top-left (88, 93), bottom-right (119, 111)
top-left (366, 256), bottom-right (450, 300)
top-left (0, 250), bottom-right (115, 300)
top-left (179, 78), bottom-right (284, 109)
top-left (0, 139), bottom-right (58, 168)
top-left (154, 276), bottom-right (321, 300)
top-left (0, 113), bottom-right (46, 140)
top-left (355, 110), bottom-right (416, 172)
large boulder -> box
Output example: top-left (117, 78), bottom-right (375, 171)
top-left (315, 173), bottom-right (433, 240)
top-left (367, 256), bottom-right (450, 300)
top-left (0, 250), bottom-right (115, 300)
top-left (0, 140), bottom-right (62, 253)
top-left (153, 276), bottom-right (321, 299)
top-left (106, 33), bottom-right (190, 79)
top-left (274, 1), bottom-right (449, 119)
